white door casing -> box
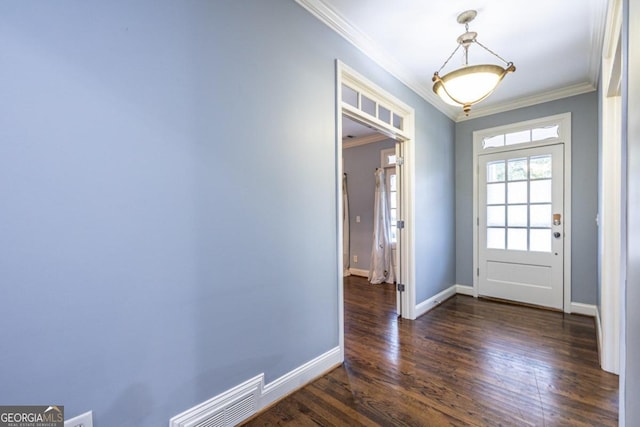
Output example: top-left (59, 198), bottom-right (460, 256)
top-left (478, 144), bottom-right (564, 309)
top-left (336, 61), bottom-right (416, 363)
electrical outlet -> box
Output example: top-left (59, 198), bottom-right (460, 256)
top-left (65, 410), bottom-right (93, 427)
top-left (353, 255), bottom-right (358, 263)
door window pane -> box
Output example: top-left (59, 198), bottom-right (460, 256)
top-left (487, 228), bottom-right (505, 249)
top-left (507, 228), bottom-right (528, 251)
top-left (487, 183), bottom-right (505, 204)
top-left (507, 181), bottom-right (527, 204)
top-left (530, 155), bottom-right (552, 179)
top-left (508, 205), bottom-right (527, 227)
top-left (508, 158), bottom-right (528, 181)
top-left (530, 204), bottom-right (552, 227)
top-left (530, 229), bottom-right (552, 252)
top-left (487, 161), bottom-right (506, 182)
top-left (484, 150), bottom-right (558, 254)
top-left (487, 206), bottom-right (505, 226)
top-left (530, 180), bottom-right (552, 203)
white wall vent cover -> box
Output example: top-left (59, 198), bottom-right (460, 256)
top-left (170, 375), bottom-right (261, 427)
top-left (169, 347), bottom-right (342, 427)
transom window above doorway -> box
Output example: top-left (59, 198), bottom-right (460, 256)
top-left (342, 83), bottom-right (404, 132)
top-left (482, 124), bottom-right (560, 149)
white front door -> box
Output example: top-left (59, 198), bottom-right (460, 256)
top-left (478, 144), bottom-right (564, 309)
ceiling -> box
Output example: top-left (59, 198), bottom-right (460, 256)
top-left (297, 0), bottom-right (609, 122)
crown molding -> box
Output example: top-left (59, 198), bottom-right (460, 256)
top-left (296, 0), bottom-right (604, 123)
top-left (588, 0), bottom-right (609, 85)
top-left (455, 82), bottom-right (597, 122)
top-left (294, 0), bottom-right (456, 120)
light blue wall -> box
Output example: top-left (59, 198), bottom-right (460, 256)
top-left (455, 92), bottom-right (600, 304)
top-left (0, 1), bottom-right (455, 425)
top-left (343, 139), bottom-right (396, 272)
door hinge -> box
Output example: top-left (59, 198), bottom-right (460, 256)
top-left (397, 283), bottom-right (405, 292)
top-left (397, 220), bottom-right (405, 229)
top-left (477, 268), bottom-right (479, 276)
top-left (396, 157), bottom-right (404, 166)
top-left (477, 217), bottom-right (479, 226)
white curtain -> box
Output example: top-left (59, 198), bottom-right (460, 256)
top-left (343, 173), bottom-right (351, 277)
top-left (368, 168), bottom-right (395, 284)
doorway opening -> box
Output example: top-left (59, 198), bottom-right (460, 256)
top-left (342, 116), bottom-right (401, 311)
top-left (336, 61), bottom-right (416, 360)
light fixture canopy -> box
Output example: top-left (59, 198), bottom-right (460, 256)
top-left (432, 10), bottom-right (515, 115)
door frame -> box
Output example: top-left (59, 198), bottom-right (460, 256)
top-left (472, 112), bottom-right (573, 313)
top-left (335, 60), bottom-right (416, 359)
top-left (598, 0), bottom-right (623, 374)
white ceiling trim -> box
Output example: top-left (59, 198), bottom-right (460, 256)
top-left (455, 82), bottom-right (597, 122)
top-left (588, 0), bottom-right (609, 85)
top-left (294, 0), bottom-right (458, 120)
top-left (296, 0), bottom-right (605, 123)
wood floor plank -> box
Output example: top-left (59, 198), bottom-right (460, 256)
top-left (243, 276), bottom-right (618, 426)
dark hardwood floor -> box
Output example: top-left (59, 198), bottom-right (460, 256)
top-left (243, 276), bottom-right (618, 426)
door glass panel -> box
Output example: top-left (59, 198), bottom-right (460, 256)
top-left (507, 228), bottom-right (528, 250)
top-left (530, 155), bottom-right (552, 179)
top-left (484, 148), bottom-right (558, 254)
top-left (508, 158), bottom-right (528, 181)
top-left (487, 206), bottom-right (505, 226)
top-left (389, 174), bottom-right (397, 191)
top-left (508, 205), bottom-right (527, 227)
top-left (487, 183), bottom-right (505, 204)
top-left (487, 161), bottom-right (506, 182)
top-left (530, 180), bottom-right (552, 203)
top-left (487, 228), bottom-right (505, 249)
top-left (530, 204), bottom-right (552, 227)
top-left (530, 229), bottom-right (552, 252)
top-left (507, 182), bottom-right (527, 204)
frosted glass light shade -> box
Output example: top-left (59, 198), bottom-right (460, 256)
top-left (433, 63), bottom-right (515, 114)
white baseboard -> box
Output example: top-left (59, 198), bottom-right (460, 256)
top-left (349, 268), bottom-right (368, 277)
top-left (170, 347), bottom-right (341, 427)
top-left (260, 346), bottom-right (341, 408)
top-left (455, 284), bottom-right (474, 296)
top-left (570, 302), bottom-right (597, 317)
top-left (595, 305), bottom-right (603, 365)
top-left (415, 284), bottom-right (457, 318)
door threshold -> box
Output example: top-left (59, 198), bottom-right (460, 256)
top-left (478, 296), bottom-right (563, 313)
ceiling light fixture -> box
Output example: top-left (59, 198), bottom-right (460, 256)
top-left (432, 10), bottom-right (515, 115)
